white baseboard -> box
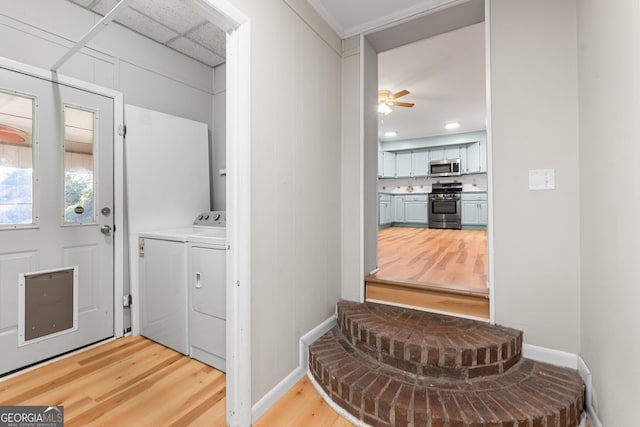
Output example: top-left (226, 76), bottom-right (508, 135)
top-left (522, 343), bottom-right (579, 369)
top-left (251, 315), bottom-right (337, 423)
top-left (578, 356), bottom-right (603, 427)
top-left (251, 366), bottom-right (306, 423)
top-left (299, 315), bottom-right (337, 369)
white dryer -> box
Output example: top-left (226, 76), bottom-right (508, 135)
top-left (138, 212), bottom-right (226, 361)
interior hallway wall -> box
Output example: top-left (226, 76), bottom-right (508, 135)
top-left (489, 0), bottom-right (581, 353)
top-left (577, 0), bottom-right (640, 424)
top-left (226, 0), bottom-right (343, 407)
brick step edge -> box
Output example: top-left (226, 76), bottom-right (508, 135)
top-left (309, 327), bottom-right (584, 427)
top-left (338, 300), bottom-right (523, 380)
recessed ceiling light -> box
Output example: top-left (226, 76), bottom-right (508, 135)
top-left (384, 131), bottom-right (398, 137)
top-left (445, 122), bottom-right (460, 130)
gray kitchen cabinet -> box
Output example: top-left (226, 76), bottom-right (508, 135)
top-left (444, 146), bottom-right (461, 160)
top-left (382, 152), bottom-right (396, 177)
top-left (393, 195), bottom-right (405, 222)
top-left (429, 147), bottom-right (445, 162)
top-left (411, 150), bottom-right (429, 176)
top-left (404, 195), bottom-right (428, 223)
top-left (461, 192), bottom-right (488, 226)
top-left (465, 142), bottom-right (481, 173)
top-left (378, 151), bottom-right (383, 177)
top-left (395, 152), bottom-right (412, 177)
top-left (379, 194), bottom-right (392, 225)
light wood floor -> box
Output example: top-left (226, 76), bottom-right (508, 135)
top-left (374, 227), bottom-right (488, 290)
top-left (0, 336), bottom-right (593, 426)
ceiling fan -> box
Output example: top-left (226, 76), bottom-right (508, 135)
top-left (378, 89), bottom-right (415, 115)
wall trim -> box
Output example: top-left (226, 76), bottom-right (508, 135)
top-left (522, 343), bottom-right (578, 369)
top-left (578, 356), bottom-right (603, 427)
top-left (251, 315), bottom-right (337, 423)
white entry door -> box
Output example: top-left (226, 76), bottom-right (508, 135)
top-left (0, 67), bottom-right (114, 375)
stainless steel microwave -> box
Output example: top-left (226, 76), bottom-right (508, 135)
top-left (429, 158), bottom-right (461, 177)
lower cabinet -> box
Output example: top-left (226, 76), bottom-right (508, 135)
top-left (379, 194), bottom-right (392, 225)
top-left (404, 196), bottom-right (428, 223)
top-left (379, 194), bottom-right (428, 226)
top-left (461, 193), bottom-right (488, 227)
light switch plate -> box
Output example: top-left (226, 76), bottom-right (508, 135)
top-left (529, 169), bottom-right (555, 190)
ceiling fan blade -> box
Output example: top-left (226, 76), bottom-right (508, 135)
top-left (392, 101), bottom-right (415, 108)
top-left (392, 89), bottom-right (410, 99)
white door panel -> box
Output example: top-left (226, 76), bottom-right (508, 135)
top-left (0, 68), bottom-right (114, 375)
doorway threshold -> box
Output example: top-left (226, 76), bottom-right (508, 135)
top-left (365, 274), bottom-right (490, 320)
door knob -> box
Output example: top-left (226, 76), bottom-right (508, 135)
top-left (100, 225), bottom-right (112, 235)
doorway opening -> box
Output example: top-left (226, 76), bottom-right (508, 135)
top-left (363, 0), bottom-right (492, 321)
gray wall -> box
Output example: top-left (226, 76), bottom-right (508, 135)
top-left (577, 1), bottom-right (640, 424)
top-left (490, 0), bottom-right (581, 353)
top-left (226, 0), bottom-right (343, 406)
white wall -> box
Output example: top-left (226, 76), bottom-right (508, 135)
top-left (577, 1), bottom-right (640, 424)
top-left (212, 64), bottom-right (227, 210)
top-left (489, 0), bottom-right (581, 353)
top-left (226, 0), bottom-right (343, 405)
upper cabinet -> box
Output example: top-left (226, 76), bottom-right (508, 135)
top-left (379, 140), bottom-right (486, 178)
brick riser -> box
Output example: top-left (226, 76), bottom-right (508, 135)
top-left (309, 328), bottom-right (585, 427)
top-left (338, 301), bottom-right (523, 381)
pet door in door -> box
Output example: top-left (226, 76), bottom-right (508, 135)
top-left (18, 267), bottom-right (78, 346)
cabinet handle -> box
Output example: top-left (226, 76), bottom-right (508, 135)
top-left (195, 272), bottom-right (202, 289)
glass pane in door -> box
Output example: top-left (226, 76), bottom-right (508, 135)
top-left (63, 105), bottom-right (96, 224)
top-left (0, 91), bottom-right (35, 226)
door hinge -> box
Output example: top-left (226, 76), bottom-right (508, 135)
top-left (123, 294), bottom-right (132, 307)
top-left (118, 124), bottom-right (127, 137)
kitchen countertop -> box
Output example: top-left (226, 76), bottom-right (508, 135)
top-left (379, 187), bottom-right (487, 195)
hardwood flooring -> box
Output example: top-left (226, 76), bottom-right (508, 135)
top-left (374, 227), bottom-right (488, 289)
top-left (0, 336), bottom-right (226, 426)
top-left (366, 227), bottom-right (490, 318)
top-left (0, 336), bottom-right (594, 426)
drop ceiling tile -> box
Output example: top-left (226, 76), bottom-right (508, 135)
top-left (67, 0), bottom-right (95, 7)
top-left (91, 0), bottom-right (119, 16)
top-left (130, 0), bottom-right (206, 34)
top-left (168, 37), bottom-right (224, 67)
top-left (114, 8), bottom-right (179, 43)
top-left (187, 22), bottom-right (226, 58)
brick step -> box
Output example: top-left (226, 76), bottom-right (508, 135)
top-left (309, 327), bottom-right (585, 427)
top-left (338, 301), bottom-right (523, 380)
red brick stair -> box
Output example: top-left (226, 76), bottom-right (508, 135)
top-left (309, 301), bottom-right (584, 427)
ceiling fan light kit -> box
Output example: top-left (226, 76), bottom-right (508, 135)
top-left (378, 89), bottom-right (415, 115)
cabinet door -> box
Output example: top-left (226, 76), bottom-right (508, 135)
top-left (429, 147), bottom-right (445, 162)
top-left (396, 152), bottom-right (412, 177)
top-left (378, 151), bottom-right (383, 177)
top-left (379, 199), bottom-right (391, 224)
top-left (466, 142), bottom-right (481, 173)
top-left (478, 201), bottom-right (488, 224)
top-left (461, 200), bottom-right (479, 224)
top-left (405, 202), bottom-right (428, 223)
top-left (411, 150), bottom-right (429, 176)
top-left (393, 196), bottom-right (405, 222)
top-left (383, 152), bottom-right (396, 177)
top-left (445, 146), bottom-right (461, 160)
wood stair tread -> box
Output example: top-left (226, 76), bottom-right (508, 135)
top-left (310, 326), bottom-right (585, 427)
top-left (365, 275), bottom-right (489, 299)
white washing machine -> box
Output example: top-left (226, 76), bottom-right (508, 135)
top-left (139, 212), bottom-right (226, 360)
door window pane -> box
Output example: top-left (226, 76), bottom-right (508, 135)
top-left (63, 106), bottom-right (96, 224)
top-left (0, 91), bottom-right (35, 226)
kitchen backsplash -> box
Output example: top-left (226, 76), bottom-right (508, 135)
top-left (378, 173), bottom-right (488, 194)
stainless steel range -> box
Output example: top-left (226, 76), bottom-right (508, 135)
top-left (428, 182), bottom-right (463, 229)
